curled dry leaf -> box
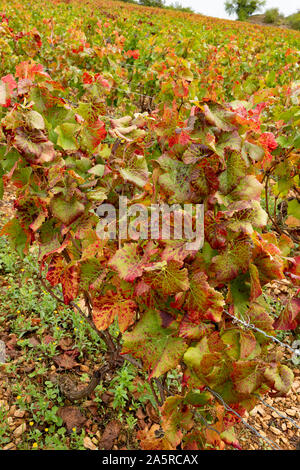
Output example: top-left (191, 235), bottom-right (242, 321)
top-left (58, 406), bottom-right (86, 432)
top-left (98, 420), bottom-right (122, 450)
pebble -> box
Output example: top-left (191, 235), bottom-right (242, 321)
top-left (281, 437), bottom-right (289, 446)
top-left (270, 426), bottom-right (281, 436)
top-left (14, 409), bottom-right (25, 418)
top-left (250, 405), bottom-right (264, 416)
top-left (9, 405), bottom-right (16, 416)
top-left (0, 340), bottom-right (6, 363)
top-left (2, 442), bottom-right (16, 450)
top-left (286, 409), bottom-right (296, 417)
top-left (13, 423), bottom-right (26, 437)
top-left (83, 436), bottom-right (97, 450)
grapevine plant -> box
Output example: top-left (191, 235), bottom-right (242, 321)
top-left (0, 0), bottom-right (299, 451)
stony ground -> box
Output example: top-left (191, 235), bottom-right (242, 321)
top-left (241, 356), bottom-right (300, 450)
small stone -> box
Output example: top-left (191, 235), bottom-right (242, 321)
top-left (9, 405), bottom-right (16, 416)
top-left (250, 405), bottom-right (264, 417)
top-left (83, 436), bottom-right (97, 450)
top-left (7, 417), bottom-right (14, 426)
top-left (282, 423), bottom-right (287, 431)
top-left (13, 423), bottom-right (26, 437)
top-left (91, 437), bottom-right (98, 445)
top-left (250, 407), bottom-right (258, 416)
top-left (14, 409), bottom-right (25, 418)
top-left (293, 380), bottom-right (300, 391)
top-left (286, 409), bottom-right (296, 417)
top-left (0, 340), bottom-right (6, 363)
top-left (3, 442), bottom-right (16, 450)
top-left (270, 426), bottom-right (281, 436)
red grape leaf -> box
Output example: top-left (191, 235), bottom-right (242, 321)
top-left (122, 309), bottom-right (187, 378)
top-left (92, 292), bottom-right (136, 332)
top-left (264, 364), bottom-right (294, 395)
top-left (210, 240), bottom-right (252, 283)
top-left (231, 361), bottom-right (265, 395)
top-left (273, 298), bottom-right (300, 331)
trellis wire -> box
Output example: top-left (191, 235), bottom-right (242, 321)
top-left (224, 310), bottom-right (297, 354)
top-left (62, 85), bottom-right (156, 110)
top-left (205, 386), bottom-right (281, 450)
top-left (198, 413), bottom-right (221, 437)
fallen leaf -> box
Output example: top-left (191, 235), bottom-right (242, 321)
top-left (100, 391), bottom-right (114, 404)
top-left (59, 337), bottom-right (74, 351)
top-left (43, 335), bottom-right (55, 345)
top-left (28, 336), bottom-right (40, 347)
top-left (98, 420), bottom-right (121, 450)
top-left (136, 407), bottom-right (146, 420)
top-left (146, 401), bottom-right (160, 424)
top-left (53, 353), bottom-right (79, 370)
top-left (58, 406), bottom-right (86, 432)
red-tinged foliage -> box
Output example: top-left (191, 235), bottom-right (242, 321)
top-left (273, 298), bottom-right (300, 331)
top-left (0, 0), bottom-right (299, 450)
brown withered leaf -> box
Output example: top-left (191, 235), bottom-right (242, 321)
top-left (59, 337), bottom-right (74, 351)
top-left (98, 420), bottom-right (121, 450)
top-left (136, 407), bottom-right (146, 420)
top-left (58, 406), bottom-right (86, 432)
top-left (136, 407), bottom-right (147, 430)
top-left (53, 353), bottom-right (79, 370)
top-left (100, 391), bottom-right (114, 404)
top-left (28, 336), bottom-right (40, 347)
top-left (43, 335), bottom-right (55, 345)
top-left (5, 334), bottom-right (19, 358)
top-left (146, 401), bottom-right (160, 424)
